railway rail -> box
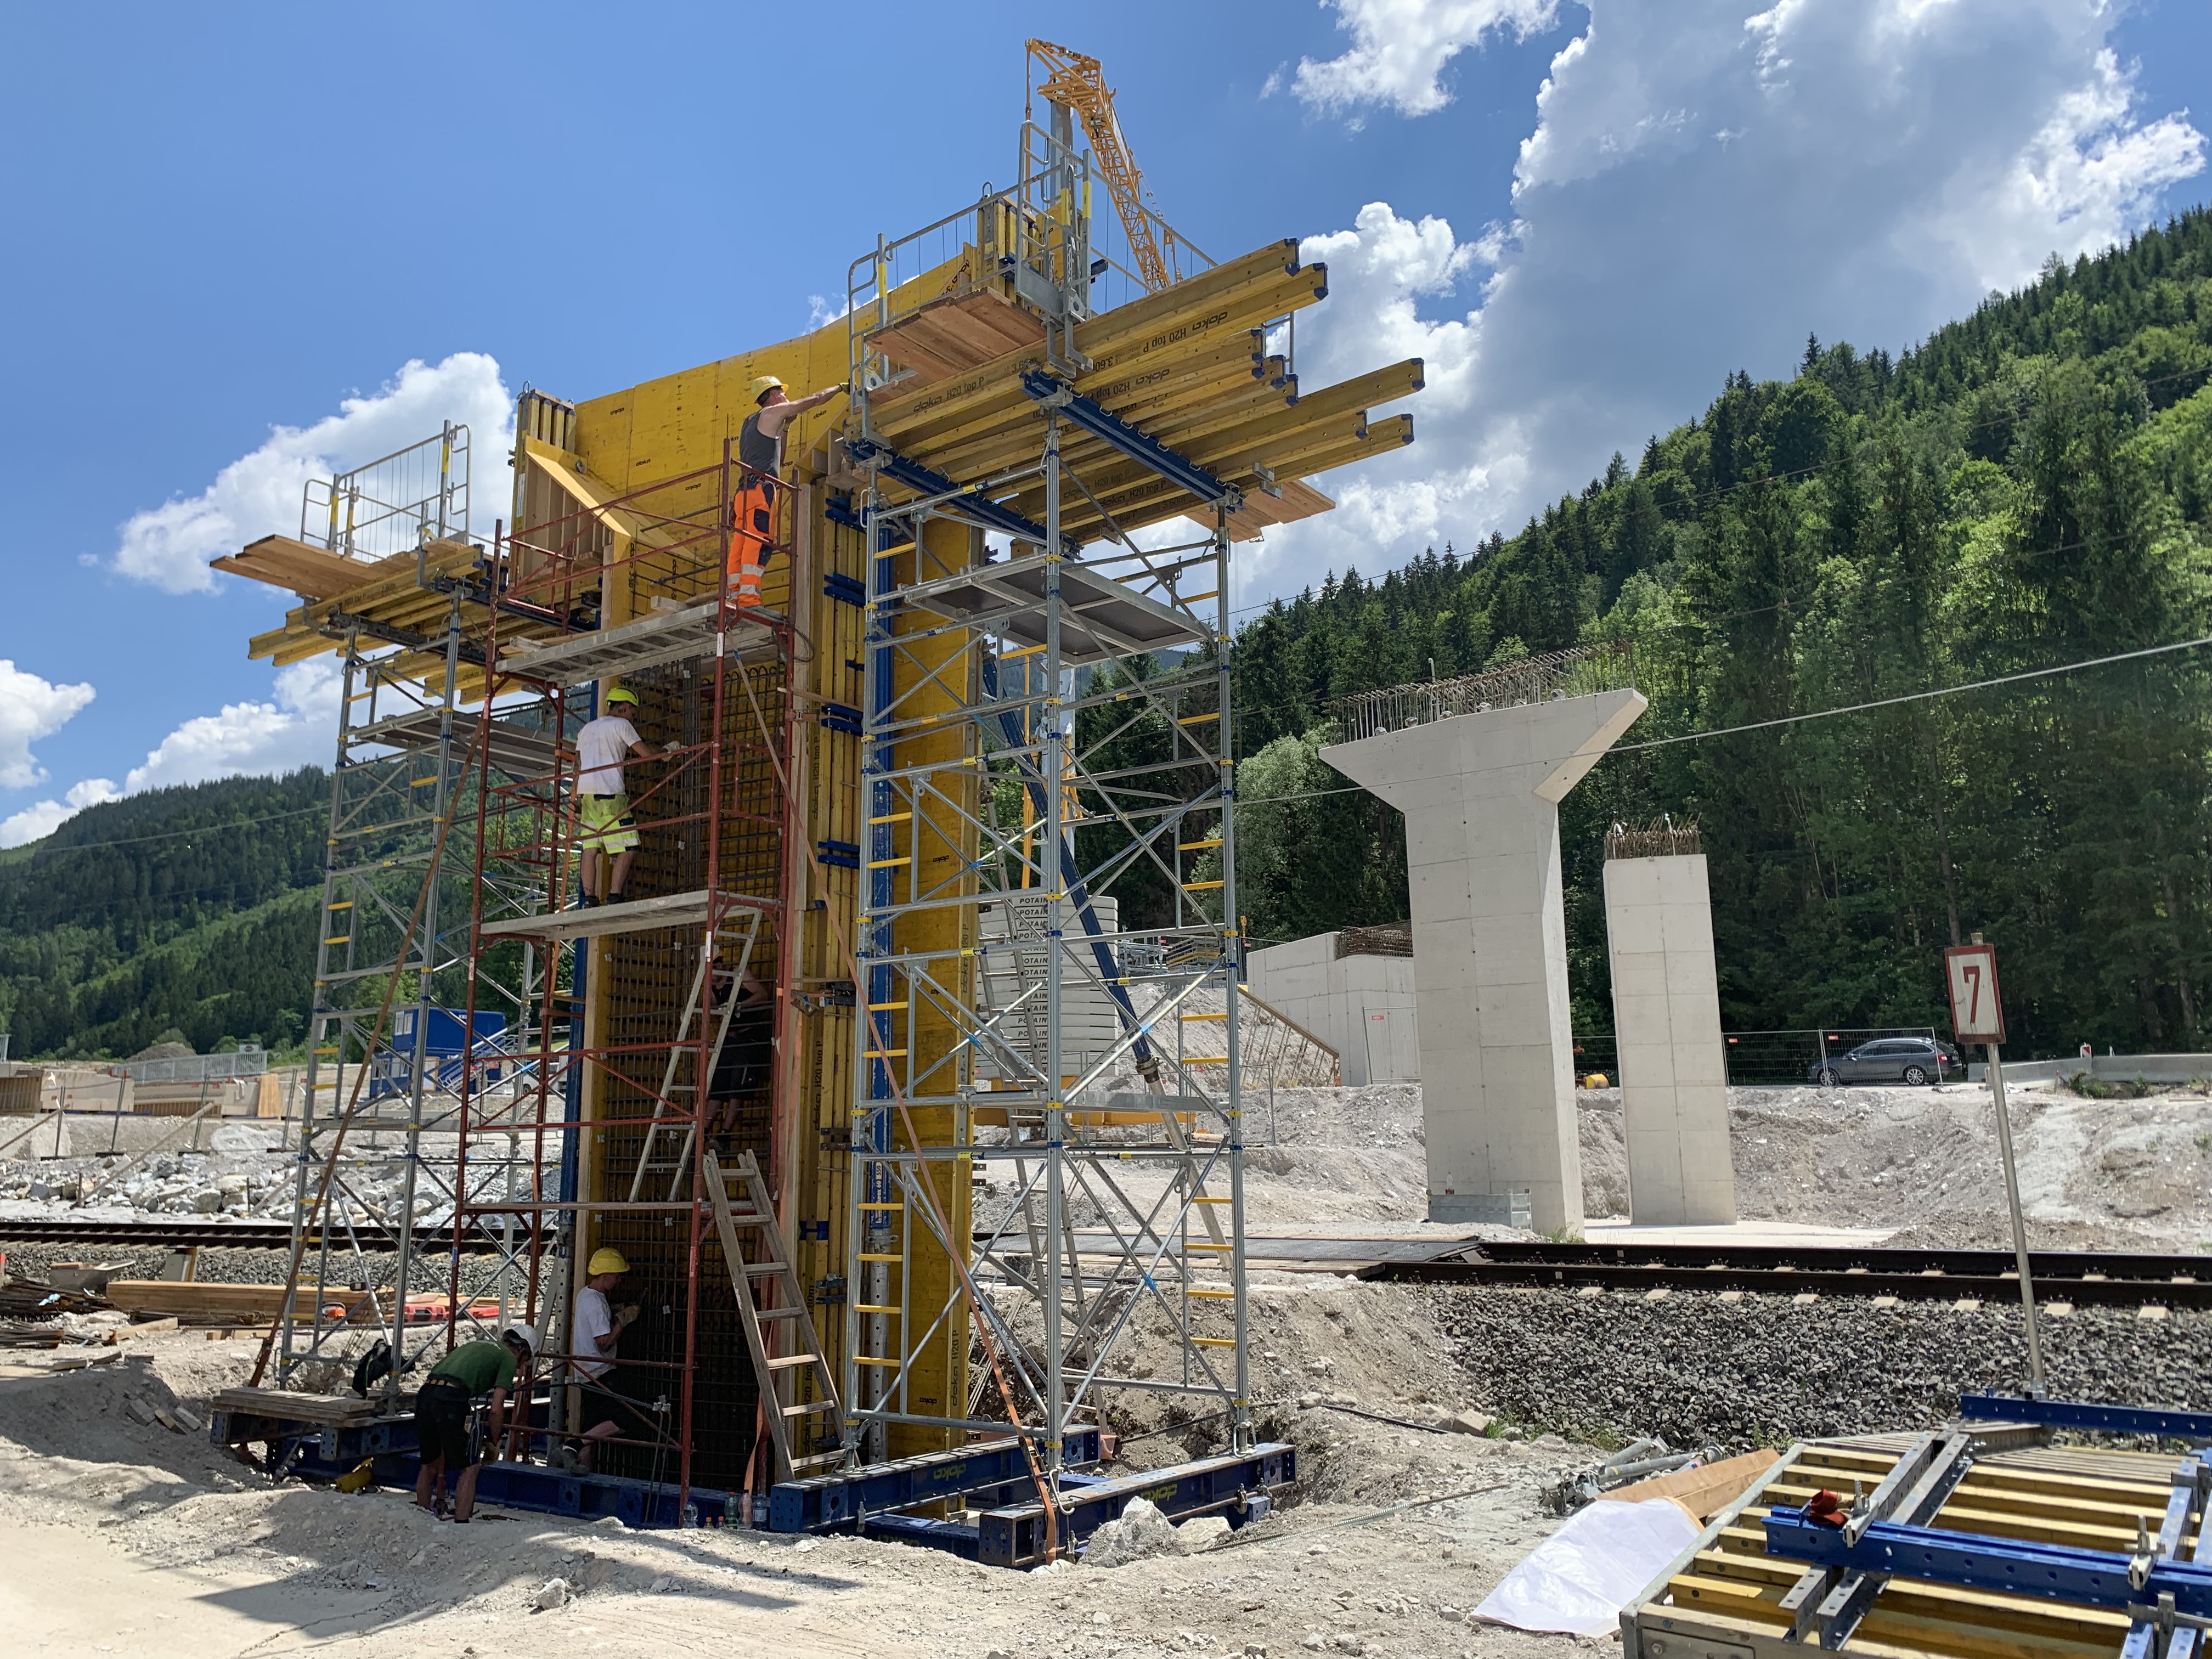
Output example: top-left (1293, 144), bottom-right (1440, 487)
top-left (0, 1217), bottom-right (503, 1255)
top-left (1359, 1239), bottom-right (2212, 1309)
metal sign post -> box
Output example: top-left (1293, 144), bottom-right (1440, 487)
top-left (1945, 936), bottom-right (2045, 1397)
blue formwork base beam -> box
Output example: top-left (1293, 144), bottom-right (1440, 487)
top-left (842, 438), bottom-right (1066, 552)
top-left (769, 1427), bottom-right (1102, 1533)
top-left (1019, 369), bottom-right (1234, 507)
top-left (466, 1460), bottom-right (742, 1528)
top-left (1959, 1394), bottom-right (2212, 1442)
top-left (864, 1512), bottom-right (984, 1559)
top-left (209, 1411), bottom-right (743, 1530)
top-left (978, 1443), bottom-right (1295, 1568)
top-left (1764, 1505), bottom-right (2212, 1617)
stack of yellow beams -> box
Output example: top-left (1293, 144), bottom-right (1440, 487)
top-left (236, 539), bottom-right (570, 699)
top-left (866, 239), bottom-right (1421, 542)
top-left (1646, 1432), bottom-right (2178, 1659)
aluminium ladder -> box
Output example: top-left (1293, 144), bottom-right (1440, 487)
top-left (703, 1148), bottom-right (846, 1482)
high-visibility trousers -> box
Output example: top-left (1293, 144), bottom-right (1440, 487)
top-left (727, 479), bottom-right (776, 608)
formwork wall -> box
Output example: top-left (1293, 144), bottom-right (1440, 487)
top-left (558, 289), bottom-right (975, 1479)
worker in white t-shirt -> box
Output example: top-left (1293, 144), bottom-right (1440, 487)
top-left (570, 1246), bottom-right (644, 1472)
top-left (573, 686), bottom-right (669, 907)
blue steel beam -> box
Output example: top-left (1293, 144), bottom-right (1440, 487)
top-left (770, 1427), bottom-right (1101, 1532)
top-left (1765, 1505), bottom-right (2212, 1617)
top-left (1959, 1394), bottom-right (2212, 1442)
top-left (1019, 369), bottom-right (1234, 507)
top-left (844, 438), bottom-right (1065, 552)
top-left (978, 1443), bottom-right (1294, 1567)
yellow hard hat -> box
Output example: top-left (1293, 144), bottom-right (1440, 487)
top-left (602, 686), bottom-right (637, 707)
top-left (749, 375), bottom-right (785, 403)
top-left (588, 1247), bottom-right (629, 1276)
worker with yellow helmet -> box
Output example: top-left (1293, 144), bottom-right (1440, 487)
top-left (729, 374), bottom-right (842, 607)
top-left (572, 684), bottom-right (670, 908)
top-left (569, 1244), bottom-right (648, 1472)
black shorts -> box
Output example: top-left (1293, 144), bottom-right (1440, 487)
top-left (414, 1376), bottom-right (477, 1468)
top-left (580, 1369), bottom-right (661, 1446)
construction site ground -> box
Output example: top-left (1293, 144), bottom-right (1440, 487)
top-left (6, 1073), bottom-right (2210, 1655)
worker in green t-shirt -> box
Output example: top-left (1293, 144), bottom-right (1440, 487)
top-left (413, 1324), bottom-right (536, 1522)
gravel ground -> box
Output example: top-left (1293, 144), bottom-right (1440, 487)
top-left (0, 1240), bottom-right (520, 1294)
top-left (1435, 1285), bottom-right (2212, 1449)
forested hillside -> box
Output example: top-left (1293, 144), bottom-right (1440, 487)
top-left (14, 213), bottom-right (2210, 1064)
top-left (0, 771), bottom-right (327, 1059)
top-left (1223, 208), bottom-right (2212, 1057)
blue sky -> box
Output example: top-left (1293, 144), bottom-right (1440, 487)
top-left (2, 0), bottom-right (2207, 844)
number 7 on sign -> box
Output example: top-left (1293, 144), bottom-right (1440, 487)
top-left (1944, 943), bottom-right (2006, 1045)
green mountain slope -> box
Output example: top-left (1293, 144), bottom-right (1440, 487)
top-left (0, 771), bottom-right (329, 1059)
top-left (11, 211), bottom-right (2209, 1064)
top-left (1220, 207), bottom-right (2212, 1058)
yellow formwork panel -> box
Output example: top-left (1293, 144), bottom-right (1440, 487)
top-left (572, 251), bottom-right (969, 492)
top-left (874, 514), bottom-right (977, 1455)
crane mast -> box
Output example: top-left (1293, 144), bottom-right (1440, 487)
top-left (1026, 37), bottom-right (1175, 292)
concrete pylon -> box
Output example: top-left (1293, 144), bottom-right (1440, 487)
top-left (1322, 689), bottom-right (1646, 1233)
top-left (1602, 849), bottom-right (1737, 1224)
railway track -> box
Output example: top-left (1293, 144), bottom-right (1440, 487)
top-left (0, 1217), bottom-right (503, 1255)
top-left (1359, 1240), bottom-right (2212, 1309)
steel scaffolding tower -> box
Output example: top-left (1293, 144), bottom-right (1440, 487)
top-left (450, 436), bottom-right (832, 1503)
top-left (839, 131), bottom-right (1252, 1491)
top-left (275, 425), bottom-right (562, 1391)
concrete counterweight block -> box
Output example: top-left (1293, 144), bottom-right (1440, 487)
top-left (1602, 851), bottom-right (1738, 1225)
top-left (1322, 689), bottom-right (1646, 1234)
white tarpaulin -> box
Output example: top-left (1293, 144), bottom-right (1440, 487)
top-left (1473, 1498), bottom-right (1701, 1637)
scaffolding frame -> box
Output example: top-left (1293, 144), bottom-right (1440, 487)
top-left (447, 438), bottom-right (815, 1507)
top-left (840, 152), bottom-right (1252, 1490)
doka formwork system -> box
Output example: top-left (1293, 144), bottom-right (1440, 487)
top-left (208, 43), bottom-right (1419, 1554)
top-left (834, 117), bottom-right (1278, 1493)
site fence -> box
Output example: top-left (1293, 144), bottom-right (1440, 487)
top-left (1571, 1026), bottom-right (1951, 1087)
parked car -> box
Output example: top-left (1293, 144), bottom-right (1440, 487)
top-left (1808, 1036), bottom-right (1961, 1087)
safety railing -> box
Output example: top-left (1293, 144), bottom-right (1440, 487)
top-left (1333, 641), bottom-right (1638, 742)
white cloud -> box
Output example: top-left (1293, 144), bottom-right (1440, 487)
top-left (1291, 0), bottom-right (1562, 118)
top-left (0, 661), bottom-right (97, 790)
top-left (111, 353), bottom-right (515, 594)
top-left (1254, 0), bottom-right (2206, 597)
top-left (0, 662), bottom-right (340, 848)
top-left (124, 660), bottom-right (341, 794)
top-left (0, 779), bottom-right (118, 850)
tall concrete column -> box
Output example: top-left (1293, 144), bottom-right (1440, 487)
top-left (1322, 689), bottom-right (1646, 1233)
top-left (1602, 845), bottom-right (1737, 1224)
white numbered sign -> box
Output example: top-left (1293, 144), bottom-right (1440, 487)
top-left (1944, 943), bottom-right (2006, 1045)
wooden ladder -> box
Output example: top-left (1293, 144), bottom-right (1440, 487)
top-left (703, 1148), bottom-right (846, 1483)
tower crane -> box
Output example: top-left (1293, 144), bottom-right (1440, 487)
top-left (1026, 38), bottom-right (1180, 292)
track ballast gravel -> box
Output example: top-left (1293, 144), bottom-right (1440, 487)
top-left (1435, 1285), bottom-right (2212, 1449)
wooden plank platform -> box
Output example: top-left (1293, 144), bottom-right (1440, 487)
top-left (497, 596), bottom-right (783, 685)
top-left (212, 536), bottom-right (416, 599)
top-left (478, 889), bottom-right (777, 944)
top-left (896, 551), bottom-right (1207, 665)
top-left (868, 287), bottom-right (1046, 387)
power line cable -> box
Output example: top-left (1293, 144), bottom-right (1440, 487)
top-left (1224, 633), bottom-right (2212, 809)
